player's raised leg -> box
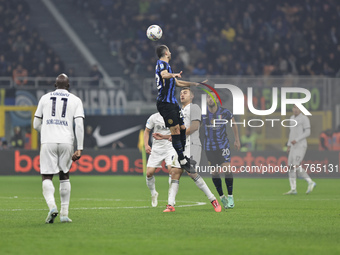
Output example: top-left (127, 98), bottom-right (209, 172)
top-left (170, 124), bottom-right (193, 173)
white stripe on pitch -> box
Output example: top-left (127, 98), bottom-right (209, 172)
top-left (0, 200), bottom-right (206, 212)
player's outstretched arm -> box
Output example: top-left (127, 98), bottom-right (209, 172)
top-left (176, 79), bottom-right (208, 88)
top-left (161, 70), bottom-right (182, 79)
top-left (231, 117), bottom-right (241, 151)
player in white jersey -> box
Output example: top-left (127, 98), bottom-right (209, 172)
top-left (144, 112), bottom-right (180, 207)
top-left (158, 87), bottom-right (221, 212)
top-left (284, 105), bottom-right (316, 195)
top-left (33, 74), bottom-right (84, 223)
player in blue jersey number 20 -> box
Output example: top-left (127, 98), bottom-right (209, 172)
top-left (155, 45), bottom-right (205, 173)
top-left (202, 92), bottom-right (240, 209)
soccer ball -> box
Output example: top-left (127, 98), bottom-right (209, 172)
top-left (146, 25), bottom-right (162, 41)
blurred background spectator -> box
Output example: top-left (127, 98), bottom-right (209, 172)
top-left (240, 127), bottom-right (258, 152)
top-left (84, 125), bottom-right (98, 149)
top-left (89, 65), bottom-right (103, 86)
top-left (112, 140), bottom-right (125, 149)
top-left (0, 138), bottom-right (9, 150)
top-left (0, 0), bottom-right (65, 80)
top-left (10, 126), bottom-right (24, 148)
top-left (319, 129), bottom-right (333, 151)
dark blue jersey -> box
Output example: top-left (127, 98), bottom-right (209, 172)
top-left (202, 106), bottom-right (233, 151)
top-left (155, 60), bottom-right (178, 104)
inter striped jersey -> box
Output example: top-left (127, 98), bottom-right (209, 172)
top-left (155, 60), bottom-right (177, 104)
top-left (202, 106), bottom-right (233, 151)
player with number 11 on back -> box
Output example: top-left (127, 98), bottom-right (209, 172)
top-left (33, 73), bottom-right (84, 224)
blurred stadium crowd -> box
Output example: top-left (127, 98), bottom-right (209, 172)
top-left (1, 0), bottom-right (340, 80)
top-left (73, 0), bottom-right (340, 77)
top-left (0, 0), bottom-right (67, 83)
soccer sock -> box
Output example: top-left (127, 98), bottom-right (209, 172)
top-left (168, 174), bottom-right (172, 200)
top-left (146, 176), bottom-right (157, 196)
top-left (297, 166), bottom-right (313, 184)
top-left (288, 166), bottom-right (297, 190)
top-left (168, 180), bottom-right (179, 206)
top-left (225, 173), bottom-right (233, 195)
top-left (42, 179), bottom-right (57, 211)
top-left (180, 128), bottom-right (186, 150)
top-left (212, 175), bottom-right (224, 197)
top-left (191, 174), bottom-right (216, 202)
top-left (60, 180), bottom-right (71, 217)
top-left (172, 134), bottom-right (185, 162)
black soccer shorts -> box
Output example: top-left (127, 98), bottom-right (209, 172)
top-left (157, 101), bottom-right (184, 128)
top-left (206, 146), bottom-right (231, 166)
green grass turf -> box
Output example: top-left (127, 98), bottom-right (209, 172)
top-left (0, 176), bottom-right (339, 255)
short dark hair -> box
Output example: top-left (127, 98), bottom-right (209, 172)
top-left (181, 87), bottom-right (194, 96)
top-left (156, 45), bottom-right (168, 59)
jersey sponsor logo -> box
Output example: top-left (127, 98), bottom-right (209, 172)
top-left (93, 125), bottom-right (142, 147)
top-left (156, 125), bottom-right (168, 130)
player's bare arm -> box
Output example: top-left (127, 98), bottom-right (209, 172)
top-left (144, 127), bottom-right (152, 154)
top-left (160, 69), bottom-right (182, 79)
top-left (72, 150), bottom-right (82, 161)
top-left (186, 120), bottom-right (200, 136)
top-left (175, 79), bottom-right (208, 88)
top-left (231, 117), bottom-right (241, 151)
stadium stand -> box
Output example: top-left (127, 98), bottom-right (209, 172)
top-left (0, 0), bottom-right (66, 79)
top-left (70, 0), bottom-right (340, 77)
top-left (2, 0), bottom-right (339, 80)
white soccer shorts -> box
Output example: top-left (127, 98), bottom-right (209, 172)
top-left (147, 147), bottom-right (180, 168)
top-left (288, 144), bottom-right (307, 166)
top-left (40, 143), bottom-right (73, 174)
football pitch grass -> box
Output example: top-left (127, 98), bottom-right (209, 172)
top-left (0, 176), bottom-right (339, 255)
